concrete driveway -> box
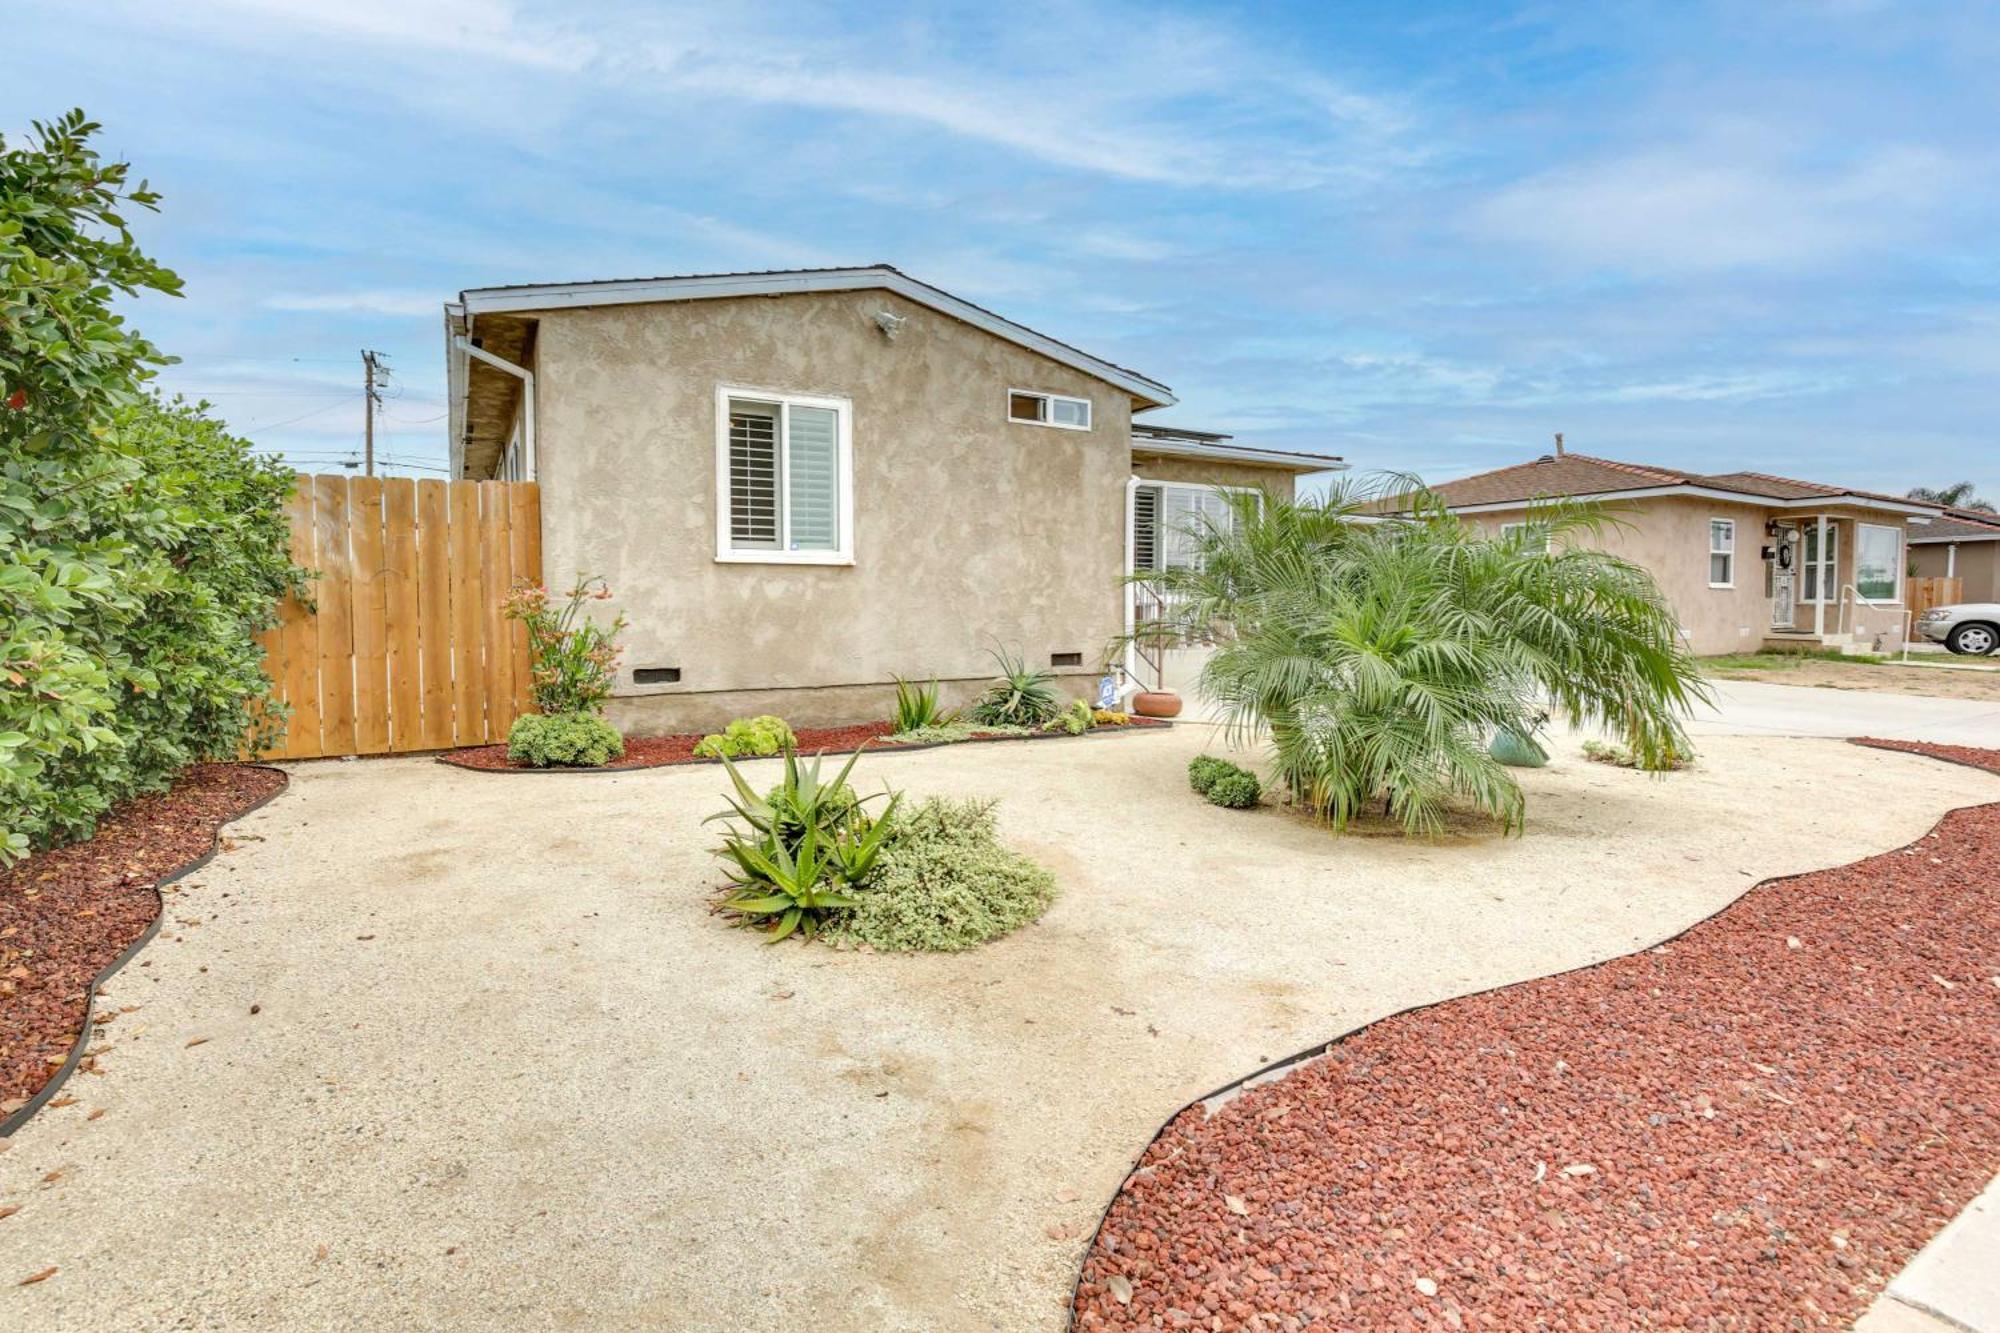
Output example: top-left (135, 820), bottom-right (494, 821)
top-left (2, 728), bottom-right (1993, 1330)
top-left (1690, 678), bottom-right (2000, 746)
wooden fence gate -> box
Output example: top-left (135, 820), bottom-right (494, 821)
top-left (1905, 576), bottom-right (1962, 620)
top-left (255, 475), bottom-right (541, 760)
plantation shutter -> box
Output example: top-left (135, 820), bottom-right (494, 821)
top-left (728, 400), bottom-right (779, 548)
top-left (1161, 487), bottom-right (1206, 570)
top-left (785, 404), bottom-right (838, 551)
top-left (1133, 485), bottom-right (1160, 571)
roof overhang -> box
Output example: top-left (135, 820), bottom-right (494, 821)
top-left (1132, 437), bottom-right (1346, 474)
top-left (1909, 528), bottom-right (2000, 544)
top-left (1441, 484), bottom-right (1942, 518)
top-left (455, 266), bottom-right (1175, 409)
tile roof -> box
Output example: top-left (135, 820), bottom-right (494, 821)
top-left (1910, 511), bottom-right (2000, 543)
top-left (1426, 452), bottom-right (1941, 512)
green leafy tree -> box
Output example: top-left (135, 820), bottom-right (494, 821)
top-left (1906, 481), bottom-right (1995, 513)
top-left (1132, 477), bottom-right (1709, 835)
top-left (2, 111), bottom-right (304, 860)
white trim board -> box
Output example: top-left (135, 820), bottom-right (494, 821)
top-left (458, 266), bottom-right (1175, 408)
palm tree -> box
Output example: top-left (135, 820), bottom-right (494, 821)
top-left (1132, 476), bottom-right (1710, 835)
top-left (1906, 481), bottom-right (1995, 513)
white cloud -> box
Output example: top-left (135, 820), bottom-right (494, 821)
top-left (265, 289), bottom-right (441, 317)
top-left (1475, 136), bottom-right (1958, 272)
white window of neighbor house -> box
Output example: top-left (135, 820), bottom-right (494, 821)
top-left (1499, 520), bottom-right (1552, 553)
top-left (715, 386), bottom-right (853, 565)
top-left (1708, 518), bottom-right (1735, 587)
top-left (1008, 388), bottom-right (1092, 431)
top-left (1855, 522), bottom-right (1902, 601)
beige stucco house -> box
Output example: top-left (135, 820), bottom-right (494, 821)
top-left (1909, 511), bottom-right (2000, 604)
top-left (1422, 450), bottom-right (1941, 655)
top-left (444, 265), bottom-right (1340, 733)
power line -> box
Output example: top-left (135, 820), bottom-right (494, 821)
top-left (241, 397), bottom-right (359, 431)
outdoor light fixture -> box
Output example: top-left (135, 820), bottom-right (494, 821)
top-left (872, 309), bottom-right (908, 340)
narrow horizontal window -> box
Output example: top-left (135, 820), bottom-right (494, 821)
top-left (1008, 388), bottom-right (1091, 431)
top-left (1499, 520), bottom-right (1551, 553)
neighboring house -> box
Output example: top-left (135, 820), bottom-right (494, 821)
top-left (1414, 450), bottom-right (1941, 655)
top-left (1909, 511), bottom-right (2000, 604)
top-left (444, 265), bottom-right (1341, 733)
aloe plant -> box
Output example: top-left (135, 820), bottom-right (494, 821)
top-left (968, 647), bottom-right (1064, 727)
top-left (891, 676), bottom-right (953, 733)
top-left (707, 744), bottom-right (901, 940)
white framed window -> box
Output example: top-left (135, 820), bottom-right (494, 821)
top-left (1133, 481), bottom-right (1253, 572)
top-left (1708, 518), bottom-right (1735, 588)
top-left (714, 385), bottom-right (854, 565)
top-left (1802, 522), bottom-right (1838, 602)
top-left (1499, 520), bottom-right (1552, 553)
top-left (1854, 522), bottom-right (1901, 601)
top-left (1007, 388), bottom-right (1092, 431)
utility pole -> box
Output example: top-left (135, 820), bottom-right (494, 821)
top-left (361, 349), bottom-right (390, 477)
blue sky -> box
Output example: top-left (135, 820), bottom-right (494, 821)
top-left (10, 0), bottom-right (1998, 497)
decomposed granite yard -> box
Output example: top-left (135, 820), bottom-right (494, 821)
top-left (3, 725), bottom-right (1995, 1331)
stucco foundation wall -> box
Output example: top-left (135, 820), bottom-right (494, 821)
top-left (526, 290), bottom-right (1134, 735)
top-left (604, 674), bottom-right (1101, 736)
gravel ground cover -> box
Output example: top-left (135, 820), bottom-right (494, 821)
top-left (1074, 740), bottom-right (2000, 1330)
top-left (0, 765), bottom-right (286, 1120)
top-left (439, 717), bottom-right (1163, 771)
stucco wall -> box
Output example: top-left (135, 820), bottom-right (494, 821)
top-left (526, 289), bottom-right (1137, 733)
top-left (1465, 497), bottom-right (1773, 655)
top-left (1464, 498), bottom-right (1915, 653)
top-left (1131, 453), bottom-right (1300, 499)
top-left (1912, 540), bottom-right (2000, 602)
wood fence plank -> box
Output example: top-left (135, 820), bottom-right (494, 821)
top-left (381, 479), bottom-right (422, 751)
top-left (312, 475), bottom-right (358, 756)
top-left (447, 480), bottom-right (486, 744)
top-left (415, 480), bottom-right (455, 750)
top-left (478, 481), bottom-right (517, 739)
top-left (507, 482), bottom-right (541, 718)
top-left (348, 477), bottom-right (390, 755)
top-left (258, 480), bottom-right (319, 758)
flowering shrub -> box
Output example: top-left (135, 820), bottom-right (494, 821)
top-left (502, 575), bottom-right (627, 716)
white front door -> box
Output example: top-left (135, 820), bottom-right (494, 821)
top-left (1771, 561), bottom-right (1795, 627)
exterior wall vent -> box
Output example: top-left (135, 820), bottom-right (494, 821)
top-left (1050, 651), bottom-right (1083, 667)
top-left (633, 667), bottom-right (681, 684)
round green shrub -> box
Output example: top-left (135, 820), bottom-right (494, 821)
top-left (507, 712), bottom-right (625, 768)
top-left (693, 714), bottom-right (795, 759)
top-left (1206, 770), bottom-right (1263, 809)
top-left (834, 797), bottom-right (1055, 953)
top-left (1188, 755), bottom-right (1235, 794)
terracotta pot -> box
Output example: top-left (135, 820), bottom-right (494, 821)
top-left (1131, 690), bottom-right (1183, 719)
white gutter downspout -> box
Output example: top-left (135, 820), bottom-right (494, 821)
top-left (452, 335), bottom-right (536, 481)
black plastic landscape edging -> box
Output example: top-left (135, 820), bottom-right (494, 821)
top-left (433, 717), bottom-right (1176, 776)
top-left (1061, 739), bottom-right (2000, 1329)
top-left (0, 766), bottom-right (292, 1140)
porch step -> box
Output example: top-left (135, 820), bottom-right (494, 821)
top-left (1761, 631), bottom-right (1877, 657)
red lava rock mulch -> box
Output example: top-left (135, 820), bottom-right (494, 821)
top-left (1852, 735), bottom-right (2000, 775)
top-left (1074, 740), bottom-right (2000, 1330)
top-left (0, 764), bottom-right (286, 1120)
top-left (440, 717), bottom-right (1166, 772)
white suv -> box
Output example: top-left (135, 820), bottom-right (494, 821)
top-left (1915, 603), bottom-right (2000, 655)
